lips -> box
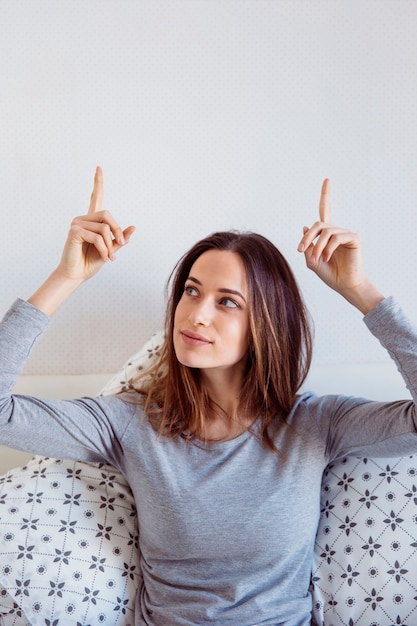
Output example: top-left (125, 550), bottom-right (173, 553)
top-left (180, 330), bottom-right (212, 346)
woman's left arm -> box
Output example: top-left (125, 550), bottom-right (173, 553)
top-left (297, 179), bottom-right (384, 315)
top-left (297, 183), bottom-right (417, 455)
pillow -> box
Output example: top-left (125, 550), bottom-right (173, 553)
top-left (0, 333), bottom-right (165, 625)
top-left (99, 330), bottom-right (165, 396)
top-left (311, 455), bottom-right (417, 626)
top-left (0, 582), bottom-right (28, 626)
top-left (0, 456), bottom-right (140, 626)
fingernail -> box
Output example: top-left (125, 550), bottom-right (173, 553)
top-left (117, 235), bottom-right (125, 245)
top-left (298, 243), bottom-right (305, 252)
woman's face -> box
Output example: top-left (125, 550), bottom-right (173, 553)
top-left (173, 250), bottom-right (250, 381)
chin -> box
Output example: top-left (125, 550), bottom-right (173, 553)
top-left (175, 352), bottom-right (204, 369)
top-left (173, 344), bottom-right (195, 368)
top-left (174, 347), bottom-right (211, 371)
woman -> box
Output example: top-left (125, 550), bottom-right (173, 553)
top-left (1, 168), bottom-right (416, 625)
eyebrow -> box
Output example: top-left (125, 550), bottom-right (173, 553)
top-left (187, 275), bottom-right (247, 303)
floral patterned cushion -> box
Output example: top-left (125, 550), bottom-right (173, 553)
top-left (312, 454), bottom-right (417, 626)
top-left (0, 457), bottom-right (140, 626)
top-left (99, 331), bottom-right (164, 396)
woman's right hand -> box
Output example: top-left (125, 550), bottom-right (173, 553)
top-left (56, 166), bottom-right (136, 283)
top-left (28, 167), bottom-right (135, 316)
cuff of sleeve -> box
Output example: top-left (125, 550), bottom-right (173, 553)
top-left (363, 296), bottom-right (414, 348)
top-left (2, 298), bottom-right (51, 334)
top-left (363, 295), bottom-right (395, 325)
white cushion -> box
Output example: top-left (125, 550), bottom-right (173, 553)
top-left (312, 454), bottom-right (417, 625)
top-left (0, 457), bottom-right (140, 625)
top-left (99, 331), bottom-right (164, 396)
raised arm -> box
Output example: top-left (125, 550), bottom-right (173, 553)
top-left (28, 167), bottom-right (135, 316)
top-left (297, 179), bottom-right (384, 315)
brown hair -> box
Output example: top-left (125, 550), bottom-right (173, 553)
top-left (131, 231), bottom-right (313, 451)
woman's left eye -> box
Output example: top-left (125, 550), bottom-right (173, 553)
top-left (220, 297), bottom-right (239, 309)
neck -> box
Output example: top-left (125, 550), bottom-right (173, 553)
top-left (198, 366), bottom-right (254, 442)
top-left (200, 367), bottom-right (243, 418)
top-left (202, 414), bottom-right (253, 442)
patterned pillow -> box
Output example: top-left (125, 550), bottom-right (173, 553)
top-left (312, 455), bottom-right (417, 626)
top-left (0, 456), bottom-right (140, 626)
top-left (0, 333), bottom-right (165, 626)
top-left (99, 331), bottom-right (165, 396)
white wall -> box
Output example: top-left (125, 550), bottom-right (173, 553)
top-left (1, 0), bottom-right (417, 375)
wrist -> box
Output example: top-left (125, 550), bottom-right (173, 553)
top-left (27, 269), bottom-right (84, 317)
top-left (339, 279), bottom-right (385, 315)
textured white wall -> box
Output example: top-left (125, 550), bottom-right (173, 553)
top-left (1, 0), bottom-right (417, 374)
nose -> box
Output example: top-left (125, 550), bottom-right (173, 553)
top-left (188, 298), bottom-right (213, 327)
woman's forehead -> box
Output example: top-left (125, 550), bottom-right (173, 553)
top-left (189, 250), bottom-right (247, 292)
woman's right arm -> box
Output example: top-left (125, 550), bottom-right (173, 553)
top-left (28, 167), bottom-right (135, 317)
top-left (0, 168), bottom-right (137, 462)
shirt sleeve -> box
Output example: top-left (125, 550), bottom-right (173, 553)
top-left (0, 299), bottom-right (138, 467)
top-left (303, 297), bottom-right (417, 462)
top-left (364, 296), bottom-right (417, 402)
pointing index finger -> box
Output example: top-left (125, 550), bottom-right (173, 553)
top-left (319, 178), bottom-right (331, 223)
top-left (88, 166), bottom-right (104, 214)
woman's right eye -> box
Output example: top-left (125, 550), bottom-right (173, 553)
top-left (184, 284), bottom-right (198, 296)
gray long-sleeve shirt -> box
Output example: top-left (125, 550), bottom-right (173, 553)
top-left (1, 297), bottom-right (417, 625)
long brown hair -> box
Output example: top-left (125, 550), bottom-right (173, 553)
top-left (131, 231), bottom-right (313, 451)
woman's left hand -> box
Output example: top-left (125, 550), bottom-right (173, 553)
top-left (298, 179), bottom-right (384, 313)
